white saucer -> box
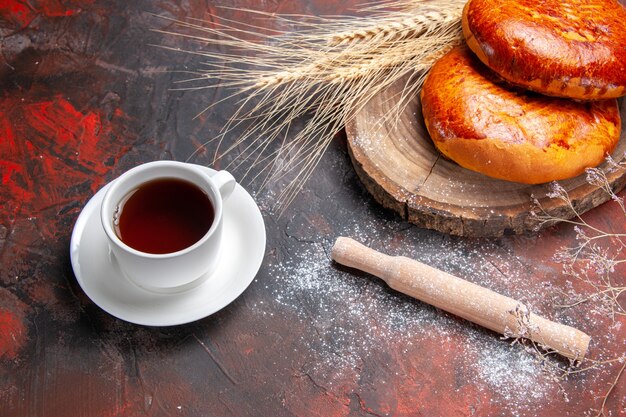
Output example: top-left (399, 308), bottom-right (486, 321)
top-left (70, 166), bottom-right (266, 326)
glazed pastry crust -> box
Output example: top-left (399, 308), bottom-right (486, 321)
top-left (462, 0), bottom-right (626, 100)
top-left (420, 46), bottom-right (621, 184)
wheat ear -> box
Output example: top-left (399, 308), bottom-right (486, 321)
top-left (157, 0), bottom-right (466, 209)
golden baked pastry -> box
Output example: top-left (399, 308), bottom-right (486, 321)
top-left (462, 0), bottom-right (626, 100)
top-left (420, 46), bottom-right (621, 184)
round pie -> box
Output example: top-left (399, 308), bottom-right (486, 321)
top-left (462, 0), bottom-right (626, 100)
top-left (420, 46), bottom-right (621, 184)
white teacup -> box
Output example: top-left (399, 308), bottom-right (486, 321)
top-left (100, 161), bottom-right (235, 292)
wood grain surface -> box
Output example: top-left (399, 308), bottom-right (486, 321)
top-left (346, 81), bottom-right (626, 237)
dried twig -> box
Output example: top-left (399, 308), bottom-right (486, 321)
top-left (531, 154), bottom-right (626, 414)
top-left (595, 359), bottom-right (626, 417)
top-left (533, 155), bottom-right (626, 320)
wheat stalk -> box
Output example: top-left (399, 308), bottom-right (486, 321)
top-left (156, 0), bottom-right (465, 210)
top-left (329, 10), bottom-right (461, 46)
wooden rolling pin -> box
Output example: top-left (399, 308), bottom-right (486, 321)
top-left (331, 237), bottom-right (590, 360)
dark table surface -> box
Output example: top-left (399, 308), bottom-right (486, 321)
top-left (1, 1), bottom-right (625, 416)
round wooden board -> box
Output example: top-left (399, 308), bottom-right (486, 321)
top-left (345, 83), bottom-right (626, 237)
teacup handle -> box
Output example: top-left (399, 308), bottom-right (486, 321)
top-left (210, 170), bottom-right (236, 201)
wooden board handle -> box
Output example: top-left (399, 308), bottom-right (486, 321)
top-left (331, 237), bottom-right (590, 360)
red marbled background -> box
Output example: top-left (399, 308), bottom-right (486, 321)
top-left (1, 1), bottom-right (625, 416)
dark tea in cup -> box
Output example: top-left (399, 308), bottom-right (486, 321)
top-left (113, 178), bottom-right (214, 254)
top-left (101, 161), bottom-right (236, 290)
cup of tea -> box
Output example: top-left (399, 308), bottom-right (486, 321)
top-left (100, 161), bottom-right (236, 292)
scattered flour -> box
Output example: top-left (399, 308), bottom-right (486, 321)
top-left (257, 215), bottom-right (558, 412)
top-left (476, 346), bottom-right (547, 403)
